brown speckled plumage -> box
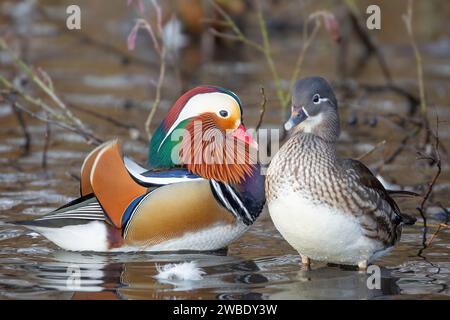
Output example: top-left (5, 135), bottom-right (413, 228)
top-left (266, 77), bottom-right (415, 265)
top-left (267, 132), bottom-right (402, 247)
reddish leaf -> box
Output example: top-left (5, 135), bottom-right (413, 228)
top-left (127, 22), bottom-right (140, 51)
top-left (323, 12), bottom-right (341, 44)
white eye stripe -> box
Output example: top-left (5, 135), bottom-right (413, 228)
top-left (158, 92), bottom-right (237, 152)
top-left (302, 107), bottom-right (310, 117)
top-left (313, 93), bottom-right (329, 105)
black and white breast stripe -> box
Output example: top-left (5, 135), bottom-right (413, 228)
top-left (210, 180), bottom-right (255, 226)
top-left (34, 202), bottom-right (106, 221)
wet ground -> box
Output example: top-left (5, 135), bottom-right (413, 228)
top-left (0, 1), bottom-right (449, 299)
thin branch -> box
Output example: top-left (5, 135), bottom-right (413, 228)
top-left (336, 81), bottom-right (420, 116)
top-left (256, 0), bottom-right (286, 113)
top-left (0, 39), bottom-right (102, 144)
top-left (376, 125), bottom-right (422, 171)
top-left (0, 39), bottom-right (91, 133)
top-left (208, 0), bottom-right (262, 50)
top-left (36, 5), bottom-right (154, 68)
top-left (68, 103), bottom-right (139, 132)
top-left (10, 101), bottom-right (31, 155)
top-left (426, 223), bottom-right (449, 247)
top-left (285, 14), bottom-right (322, 110)
top-left (42, 112), bottom-right (51, 170)
top-left (208, 28), bottom-right (263, 52)
top-left (417, 116), bottom-right (442, 249)
top-left (418, 136), bottom-right (441, 211)
top-left (6, 98), bottom-right (101, 145)
top-left (402, 0), bottom-right (427, 116)
top-left (356, 140), bottom-right (386, 161)
top-left (255, 87), bottom-right (267, 131)
top-left (346, 7), bottom-right (392, 83)
top-left (145, 46), bottom-right (166, 137)
top-left (127, 0), bottom-right (167, 139)
top-left (208, 0), bottom-right (333, 121)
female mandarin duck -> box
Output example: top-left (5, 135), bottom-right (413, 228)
top-left (266, 77), bottom-right (415, 270)
top-left (17, 86), bottom-right (265, 252)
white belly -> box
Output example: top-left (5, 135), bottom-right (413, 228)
top-left (119, 222), bottom-right (249, 252)
top-left (30, 221), bottom-right (248, 252)
top-left (268, 193), bottom-right (384, 265)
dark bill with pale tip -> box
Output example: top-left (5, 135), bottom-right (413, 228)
top-left (284, 107), bottom-right (308, 131)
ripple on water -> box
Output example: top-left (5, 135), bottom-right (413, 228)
top-left (0, 190), bottom-right (71, 207)
top-left (0, 198), bottom-right (22, 211)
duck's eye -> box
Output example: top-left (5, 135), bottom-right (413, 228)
top-left (219, 110), bottom-right (229, 118)
top-left (312, 94), bottom-right (320, 104)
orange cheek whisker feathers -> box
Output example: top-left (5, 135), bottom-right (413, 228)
top-left (180, 115), bottom-right (256, 184)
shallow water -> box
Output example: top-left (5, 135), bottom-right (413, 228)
top-left (0, 0), bottom-right (449, 299)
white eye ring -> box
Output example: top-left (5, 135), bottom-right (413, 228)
top-left (312, 94), bottom-right (321, 104)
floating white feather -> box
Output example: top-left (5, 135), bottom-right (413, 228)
top-left (154, 261), bottom-right (205, 281)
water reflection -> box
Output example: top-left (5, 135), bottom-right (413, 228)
top-left (30, 250), bottom-right (253, 299)
top-left (269, 266), bottom-right (400, 300)
top-left (1, 249), bottom-right (409, 300)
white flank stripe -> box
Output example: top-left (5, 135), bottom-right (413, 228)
top-left (38, 215), bottom-right (105, 221)
top-left (45, 210), bottom-right (103, 216)
top-left (124, 157), bottom-right (204, 186)
top-left (211, 180), bottom-right (238, 218)
top-left (224, 184), bottom-right (252, 222)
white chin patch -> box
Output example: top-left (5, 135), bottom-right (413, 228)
top-left (301, 113), bottom-right (322, 133)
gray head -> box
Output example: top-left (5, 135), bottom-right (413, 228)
top-left (285, 77), bottom-right (340, 142)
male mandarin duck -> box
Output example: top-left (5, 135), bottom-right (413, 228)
top-left (266, 77), bottom-right (416, 270)
top-left (17, 86), bottom-right (265, 252)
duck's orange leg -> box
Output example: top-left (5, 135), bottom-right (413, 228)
top-left (90, 140), bottom-right (147, 228)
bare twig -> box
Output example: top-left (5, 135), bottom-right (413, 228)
top-left (255, 87), bottom-right (267, 131)
top-left (376, 125), bottom-right (422, 171)
top-left (345, 7), bottom-right (392, 83)
top-left (0, 38), bottom-right (102, 144)
top-left (417, 116), bottom-right (441, 248)
top-left (208, 28), bottom-right (263, 52)
top-left (10, 101), bottom-right (31, 155)
top-left (336, 81), bottom-right (420, 116)
top-left (418, 137), bottom-right (441, 211)
top-left (145, 46), bottom-right (166, 137)
top-left (402, 0), bottom-right (427, 116)
top-left (208, 0), bottom-right (263, 52)
top-left (255, 1), bottom-right (285, 112)
top-left (209, 0), bottom-right (333, 121)
top-left (127, 0), bottom-right (167, 138)
top-left (0, 40), bottom-right (90, 133)
top-left (286, 16), bottom-right (322, 109)
top-left (209, 0), bottom-right (284, 112)
top-left (7, 99), bottom-right (101, 145)
top-left (68, 103), bottom-right (137, 131)
top-left (42, 112), bottom-right (51, 170)
top-left (36, 4), bottom-right (154, 68)
top-left (426, 223), bottom-right (449, 247)
top-left (356, 140), bottom-right (386, 161)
